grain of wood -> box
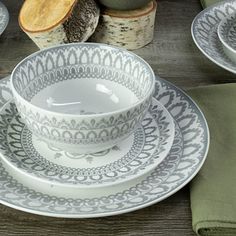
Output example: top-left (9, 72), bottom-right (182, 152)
top-left (0, 0), bottom-right (235, 235)
top-left (0, 188), bottom-right (194, 236)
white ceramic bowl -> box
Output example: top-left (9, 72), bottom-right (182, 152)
top-left (11, 43), bottom-right (155, 154)
top-left (218, 12), bottom-right (236, 63)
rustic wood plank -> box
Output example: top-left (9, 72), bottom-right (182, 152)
top-left (135, 0), bottom-right (236, 88)
top-left (1, 0), bottom-right (235, 86)
top-left (0, 0), bottom-right (233, 235)
top-left (0, 187), bottom-right (194, 236)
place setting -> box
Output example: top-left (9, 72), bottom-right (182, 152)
top-left (0, 42), bottom-right (209, 218)
top-left (192, 0), bottom-right (236, 74)
top-left (6, 0), bottom-right (236, 235)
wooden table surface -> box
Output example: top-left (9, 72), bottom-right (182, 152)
top-left (0, 0), bottom-right (235, 235)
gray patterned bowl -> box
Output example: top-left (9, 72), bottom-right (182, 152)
top-left (11, 43), bottom-right (155, 154)
top-left (218, 11), bottom-right (236, 63)
top-left (97, 0), bottom-right (152, 10)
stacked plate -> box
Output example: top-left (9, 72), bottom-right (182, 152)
top-left (0, 1), bottom-right (9, 35)
top-left (0, 43), bottom-right (209, 218)
top-left (192, 0), bottom-right (236, 74)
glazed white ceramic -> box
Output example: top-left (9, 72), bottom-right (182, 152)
top-left (11, 43), bottom-right (155, 154)
top-left (218, 11), bottom-right (236, 63)
top-left (0, 1), bottom-right (9, 35)
top-left (0, 76), bottom-right (209, 218)
top-left (0, 98), bottom-right (175, 188)
top-left (98, 0), bottom-right (152, 10)
top-left (191, 0), bottom-right (236, 74)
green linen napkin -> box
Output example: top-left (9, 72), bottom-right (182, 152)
top-left (188, 83), bottom-right (236, 236)
top-left (200, 0), bottom-right (222, 8)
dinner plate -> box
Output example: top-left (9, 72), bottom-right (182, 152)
top-left (0, 98), bottom-right (175, 188)
top-left (191, 0), bottom-right (236, 74)
top-left (0, 1), bottom-right (9, 35)
top-left (0, 76), bottom-right (209, 218)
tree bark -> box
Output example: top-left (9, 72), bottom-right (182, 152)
top-left (19, 0), bottom-right (100, 49)
top-left (90, 1), bottom-right (157, 50)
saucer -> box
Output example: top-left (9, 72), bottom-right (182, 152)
top-left (0, 1), bottom-right (9, 35)
top-left (191, 0), bottom-right (236, 74)
top-left (0, 76), bottom-right (209, 218)
top-left (0, 98), bottom-right (175, 188)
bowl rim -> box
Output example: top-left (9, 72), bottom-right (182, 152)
top-left (217, 12), bottom-right (236, 55)
top-left (11, 42), bottom-right (155, 119)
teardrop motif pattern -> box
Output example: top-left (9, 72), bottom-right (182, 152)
top-left (0, 95), bottom-right (174, 187)
top-left (11, 44), bottom-right (155, 148)
top-left (0, 75), bottom-right (209, 217)
top-left (192, 0), bottom-right (236, 73)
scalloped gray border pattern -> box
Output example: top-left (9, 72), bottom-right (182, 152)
top-left (0, 76), bottom-right (209, 217)
top-left (0, 101), bottom-right (167, 186)
top-left (219, 11), bottom-right (236, 50)
top-left (0, 1), bottom-right (9, 35)
top-left (191, 0), bottom-right (236, 73)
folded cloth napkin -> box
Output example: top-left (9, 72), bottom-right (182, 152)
top-left (200, 0), bottom-right (222, 8)
top-left (188, 83), bottom-right (236, 236)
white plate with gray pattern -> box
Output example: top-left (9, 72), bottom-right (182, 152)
top-left (218, 11), bottom-right (236, 52)
top-left (0, 76), bottom-right (209, 218)
top-left (0, 1), bottom-right (9, 35)
top-left (191, 0), bottom-right (236, 74)
top-left (218, 11), bottom-right (236, 63)
top-left (0, 97), bottom-right (175, 188)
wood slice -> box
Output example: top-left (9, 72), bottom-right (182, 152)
top-left (19, 0), bottom-right (100, 49)
top-left (90, 1), bottom-right (157, 50)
